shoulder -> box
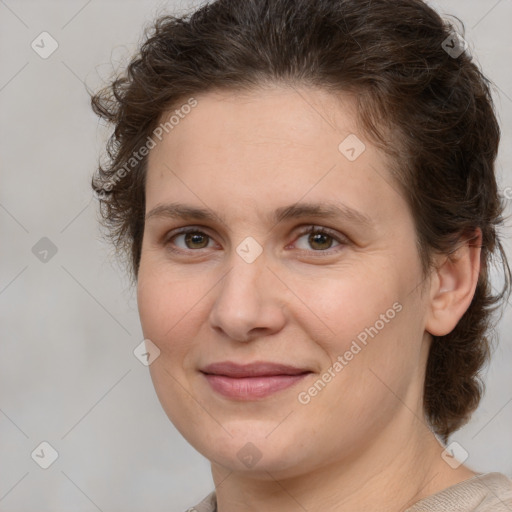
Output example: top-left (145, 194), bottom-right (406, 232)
top-left (406, 473), bottom-right (512, 512)
top-left (184, 490), bottom-right (217, 512)
top-left (474, 473), bottom-right (512, 511)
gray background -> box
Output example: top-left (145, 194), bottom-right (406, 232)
top-left (0, 0), bottom-right (511, 511)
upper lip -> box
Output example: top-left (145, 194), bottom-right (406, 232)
top-left (200, 361), bottom-right (312, 378)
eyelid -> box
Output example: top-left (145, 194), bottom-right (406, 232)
top-left (164, 226), bottom-right (219, 251)
top-left (164, 224), bottom-right (349, 255)
top-left (290, 225), bottom-right (349, 253)
top-left (164, 225), bottom-right (209, 241)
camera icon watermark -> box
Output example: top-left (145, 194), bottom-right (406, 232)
top-left (31, 31), bottom-right (59, 59)
top-left (236, 442), bottom-right (262, 468)
top-left (31, 441), bottom-right (59, 469)
top-left (501, 187), bottom-right (512, 200)
top-left (236, 236), bottom-right (263, 264)
top-left (338, 134), bottom-right (366, 162)
top-left (441, 32), bottom-right (468, 59)
top-left (441, 441), bottom-right (469, 469)
top-left (32, 237), bottom-right (58, 263)
top-left (133, 339), bottom-right (161, 366)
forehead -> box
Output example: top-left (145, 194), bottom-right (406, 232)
top-left (144, 86), bottom-right (407, 231)
top-left (151, 85), bottom-right (361, 164)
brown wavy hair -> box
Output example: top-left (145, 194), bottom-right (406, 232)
top-left (90, 0), bottom-right (511, 443)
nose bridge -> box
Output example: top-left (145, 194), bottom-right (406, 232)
top-left (222, 232), bottom-right (269, 297)
top-left (218, 246), bottom-right (268, 313)
top-left (208, 242), bottom-right (285, 341)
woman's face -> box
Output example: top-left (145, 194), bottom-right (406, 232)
top-left (137, 86), bottom-right (432, 478)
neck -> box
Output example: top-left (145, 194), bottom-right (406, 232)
top-left (210, 408), bottom-right (475, 512)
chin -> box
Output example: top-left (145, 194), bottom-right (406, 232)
top-left (186, 427), bottom-right (315, 478)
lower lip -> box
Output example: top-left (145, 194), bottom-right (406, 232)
top-left (202, 373), bottom-right (311, 400)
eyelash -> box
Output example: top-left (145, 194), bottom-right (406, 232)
top-left (163, 225), bottom-right (348, 256)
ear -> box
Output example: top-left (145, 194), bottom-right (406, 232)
top-left (425, 229), bottom-right (482, 337)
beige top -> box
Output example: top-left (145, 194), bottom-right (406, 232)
top-left (185, 472), bottom-right (512, 512)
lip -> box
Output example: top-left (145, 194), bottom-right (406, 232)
top-left (201, 361), bottom-right (311, 378)
top-left (200, 361), bottom-right (313, 400)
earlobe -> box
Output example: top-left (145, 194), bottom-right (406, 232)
top-left (425, 229), bottom-right (482, 337)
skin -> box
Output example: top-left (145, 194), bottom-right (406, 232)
top-left (137, 85), bottom-right (481, 512)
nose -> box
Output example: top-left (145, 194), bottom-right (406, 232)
top-left (208, 251), bottom-right (287, 343)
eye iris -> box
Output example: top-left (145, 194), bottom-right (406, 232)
top-left (309, 232), bottom-right (332, 250)
top-left (185, 232), bottom-right (209, 249)
top-left (180, 230), bottom-right (335, 250)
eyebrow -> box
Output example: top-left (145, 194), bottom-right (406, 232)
top-left (145, 201), bottom-right (374, 230)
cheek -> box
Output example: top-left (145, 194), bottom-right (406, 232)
top-left (288, 262), bottom-right (421, 403)
top-left (136, 262), bottom-right (207, 359)
top-left (136, 264), bottom-right (210, 434)
top-left (320, 297), bottom-right (424, 424)
top-left (285, 262), bottom-right (402, 353)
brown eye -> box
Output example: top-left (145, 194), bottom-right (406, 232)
top-left (294, 226), bottom-right (345, 253)
top-left (183, 231), bottom-right (210, 249)
top-left (166, 228), bottom-right (215, 252)
top-left (308, 232), bottom-right (334, 250)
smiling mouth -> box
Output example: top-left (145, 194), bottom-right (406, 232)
top-left (201, 373), bottom-right (312, 399)
top-left (200, 361), bottom-right (313, 400)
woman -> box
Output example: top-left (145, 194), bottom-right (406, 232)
top-left (91, 0), bottom-right (512, 510)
